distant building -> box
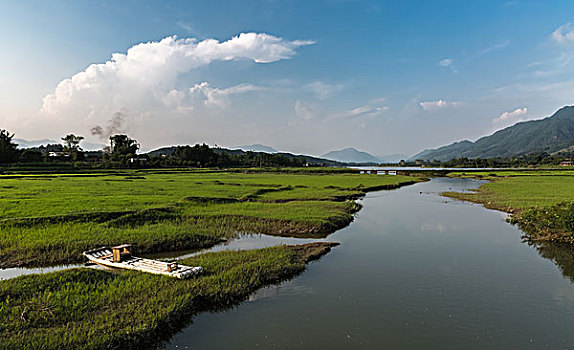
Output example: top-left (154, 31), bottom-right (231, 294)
top-left (48, 151), bottom-right (69, 158)
top-left (129, 156), bottom-right (148, 164)
top-left (559, 160), bottom-right (574, 166)
top-left (84, 151), bottom-right (104, 162)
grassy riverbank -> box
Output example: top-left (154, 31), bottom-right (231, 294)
top-left (0, 169), bottom-right (421, 267)
top-left (0, 242), bottom-right (337, 349)
top-left (444, 171), bottom-right (574, 244)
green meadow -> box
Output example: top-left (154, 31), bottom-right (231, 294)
top-left (444, 170), bottom-right (574, 244)
top-left (0, 242), bottom-right (337, 349)
top-left (0, 169), bottom-right (419, 267)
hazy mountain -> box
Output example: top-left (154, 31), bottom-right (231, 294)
top-left (411, 106), bottom-right (574, 161)
top-left (13, 138), bottom-right (59, 149)
top-left (321, 148), bottom-right (381, 164)
top-left (409, 141), bottom-right (474, 162)
top-left (234, 144), bottom-right (278, 153)
top-left (14, 138), bottom-right (104, 151)
top-left (79, 141), bottom-right (105, 151)
top-left (377, 153), bottom-right (409, 163)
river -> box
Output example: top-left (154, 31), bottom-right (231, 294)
top-left (164, 177), bottom-right (574, 349)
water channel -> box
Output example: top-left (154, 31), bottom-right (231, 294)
top-left (3, 177), bottom-right (574, 348)
top-left (165, 177), bottom-right (574, 349)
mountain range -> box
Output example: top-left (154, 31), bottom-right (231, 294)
top-left (233, 144), bottom-right (279, 153)
top-left (411, 106), bottom-right (574, 161)
top-left (14, 138), bottom-right (104, 151)
top-left (321, 148), bottom-right (380, 163)
top-left (321, 148), bottom-right (407, 164)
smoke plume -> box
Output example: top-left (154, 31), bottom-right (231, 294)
top-left (90, 112), bottom-right (126, 141)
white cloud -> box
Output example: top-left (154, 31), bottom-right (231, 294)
top-left (419, 100), bottom-right (461, 111)
top-left (478, 40), bottom-right (510, 56)
top-left (348, 105), bottom-right (388, 117)
top-left (552, 23), bottom-right (574, 44)
top-left (326, 97), bottom-right (389, 122)
top-left (493, 107), bottom-right (527, 124)
top-left (438, 58), bottom-right (454, 67)
top-left (39, 33), bottom-right (314, 137)
top-left (188, 82), bottom-right (261, 108)
top-left (438, 58), bottom-right (457, 73)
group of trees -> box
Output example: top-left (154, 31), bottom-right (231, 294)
top-left (0, 127), bottom-right (304, 169)
top-left (0, 128), bottom-right (140, 165)
top-left (406, 152), bottom-right (574, 168)
top-left (162, 144), bottom-right (307, 168)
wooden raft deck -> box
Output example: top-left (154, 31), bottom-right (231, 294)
top-left (83, 245), bottom-right (203, 279)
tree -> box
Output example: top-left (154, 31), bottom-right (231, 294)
top-left (173, 144), bottom-right (217, 167)
top-left (61, 134), bottom-right (84, 153)
top-left (61, 134), bottom-right (84, 160)
top-left (109, 134), bottom-right (139, 157)
top-left (20, 149), bottom-right (43, 162)
top-left (0, 129), bottom-right (18, 163)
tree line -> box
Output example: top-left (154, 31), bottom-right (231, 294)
top-left (403, 153), bottom-right (574, 168)
top-left (0, 129), bottom-right (306, 168)
top-left (0, 129), bottom-right (140, 165)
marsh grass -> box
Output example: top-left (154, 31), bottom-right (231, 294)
top-left (0, 170), bottom-right (418, 267)
top-left (444, 170), bottom-right (574, 243)
top-left (0, 242), bottom-right (338, 350)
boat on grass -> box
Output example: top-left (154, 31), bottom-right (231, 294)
top-left (83, 244), bottom-right (203, 279)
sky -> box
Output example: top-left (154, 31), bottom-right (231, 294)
top-left (1, 0), bottom-right (574, 157)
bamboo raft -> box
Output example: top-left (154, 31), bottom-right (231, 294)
top-left (83, 244), bottom-right (203, 279)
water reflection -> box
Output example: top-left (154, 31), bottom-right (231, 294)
top-left (533, 242), bottom-right (574, 283)
top-left (166, 177), bottom-right (574, 350)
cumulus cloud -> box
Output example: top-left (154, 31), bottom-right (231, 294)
top-left (39, 33), bottom-right (314, 141)
top-left (189, 82), bottom-right (261, 108)
top-left (419, 100), bottom-right (461, 111)
top-left (552, 24), bottom-right (574, 44)
top-left (493, 107), bottom-right (527, 124)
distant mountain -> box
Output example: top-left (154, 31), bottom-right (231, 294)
top-left (13, 138), bottom-right (59, 149)
top-left (14, 138), bottom-right (104, 151)
top-left (411, 106), bottom-right (574, 161)
top-left (79, 141), bottom-right (105, 151)
top-left (321, 148), bottom-right (381, 164)
top-left (377, 153), bottom-right (408, 163)
top-left (234, 144), bottom-right (278, 153)
top-left (410, 140), bottom-right (474, 162)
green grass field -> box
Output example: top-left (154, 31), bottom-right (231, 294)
top-left (444, 170), bottom-right (574, 244)
top-left (0, 242), bottom-right (337, 350)
top-left (444, 173), bottom-right (574, 210)
top-left (0, 169), bottom-right (419, 267)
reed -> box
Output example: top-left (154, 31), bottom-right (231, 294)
top-left (0, 242), bottom-right (338, 350)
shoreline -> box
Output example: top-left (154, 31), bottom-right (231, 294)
top-left (443, 173), bottom-right (574, 245)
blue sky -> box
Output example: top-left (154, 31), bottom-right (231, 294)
top-left (1, 0), bottom-right (574, 156)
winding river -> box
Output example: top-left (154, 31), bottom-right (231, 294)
top-left (3, 177), bottom-right (574, 348)
top-left (165, 177), bottom-right (574, 349)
